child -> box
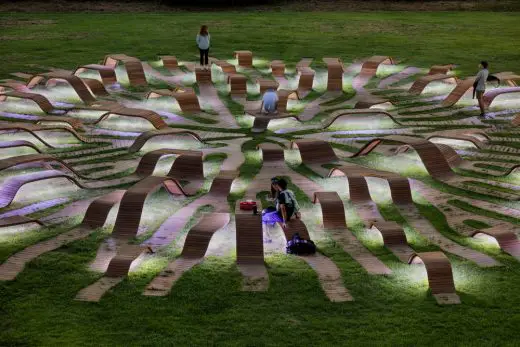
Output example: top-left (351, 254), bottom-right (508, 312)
top-left (196, 25), bottom-right (210, 69)
top-left (261, 88), bottom-right (278, 114)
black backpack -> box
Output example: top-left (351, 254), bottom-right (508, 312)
top-left (286, 233), bottom-right (316, 255)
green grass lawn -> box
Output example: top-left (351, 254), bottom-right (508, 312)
top-left (2, 11), bottom-right (520, 346)
top-left (1, 12), bottom-right (520, 78)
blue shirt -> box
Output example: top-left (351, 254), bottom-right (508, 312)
top-left (262, 91), bottom-right (278, 112)
top-left (196, 34), bottom-right (210, 50)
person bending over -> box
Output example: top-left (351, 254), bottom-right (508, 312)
top-left (261, 88), bottom-right (278, 115)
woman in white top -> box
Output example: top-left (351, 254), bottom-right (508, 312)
top-left (196, 25), bottom-right (211, 69)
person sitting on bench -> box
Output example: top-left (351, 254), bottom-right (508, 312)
top-left (261, 88), bottom-right (278, 115)
top-left (262, 178), bottom-right (300, 229)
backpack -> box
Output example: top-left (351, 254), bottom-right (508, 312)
top-left (286, 233), bottom-right (316, 255)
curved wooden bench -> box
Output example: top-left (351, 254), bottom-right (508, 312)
top-left (428, 64), bottom-right (456, 75)
top-left (26, 72), bottom-right (96, 104)
top-left (81, 77), bottom-right (110, 97)
top-left (257, 142), bottom-right (286, 162)
top-left (442, 71), bottom-right (520, 107)
top-left (483, 86), bottom-right (520, 108)
top-left (408, 74), bottom-right (458, 95)
top-left (105, 244), bottom-right (149, 277)
top-left (359, 56), bottom-right (394, 78)
top-left (0, 81), bottom-right (29, 93)
top-left (205, 170), bottom-right (236, 196)
top-left (472, 224), bottom-right (520, 258)
top-left (370, 221), bottom-right (413, 262)
top-left (354, 93), bottom-right (392, 109)
top-left (111, 175), bottom-right (197, 239)
top-left (0, 91), bottom-right (55, 113)
top-left (143, 212), bottom-right (231, 296)
top-left (0, 215), bottom-right (45, 228)
top-left (409, 251), bottom-right (460, 304)
top-left (249, 113), bottom-right (299, 133)
top-left (146, 88), bottom-right (201, 113)
top-left (426, 129), bottom-right (489, 149)
top-left (0, 169), bottom-right (87, 209)
top-left (513, 114), bottom-right (520, 127)
top-left (323, 108), bottom-right (402, 128)
top-left (434, 144), bottom-right (463, 168)
top-left (323, 57), bottom-right (344, 91)
top-left (159, 55), bottom-right (178, 70)
top-left (214, 60), bottom-right (236, 74)
top-left (276, 89), bottom-right (299, 113)
top-left (296, 57), bottom-right (313, 71)
top-left (329, 164), bottom-right (413, 205)
top-left (313, 191), bottom-right (347, 229)
top-left (257, 78), bottom-right (279, 94)
top-left (271, 60), bottom-right (285, 77)
top-left (0, 153), bottom-right (90, 179)
top-left (352, 135), bottom-right (454, 180)
top-left (35, 115), bottom-right (85, 131)
top-left (103, 54), bottom-right (147, 86)
top-left (290, 139), bottom-right (338, 165)
top-left (94, 105), bottom-right (168, 130)
top-left (233, 50), bottom-right (253, 68)
top-left (0, 123), bottom-right (95, 147)
top-left (0, 140), bottom-right (42, 154)
top-left (73, 64), bottom-right (118, 85)
top-left (128, 128), bottom-right (204, 153)
top-left (81, 190), bottom-right (126, 228)
top-left (297, 68), bottom-right (315, 94)
top-left (195, 67), bottom-right (212, 84)
top-left (228, 74), bottom-right (247, 97)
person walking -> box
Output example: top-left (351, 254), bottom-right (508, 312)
top-left (196, 25), bottom-right (210, 69)
top-left (474, 61), bottom-right (489, 117)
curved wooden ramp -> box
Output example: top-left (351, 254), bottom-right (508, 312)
top-left (0, 91), bottom-right (55, 113)
top-left (329, 164), bottom-right (413, 205)
top-left (0, 153), bottom-right (90, 179)
top-left (103, 54), bottom-right (147, 86)
top-left (0, 215), bottom-right (44, 228)
top-left (442, 71), bottom-right (520, 107)
top-left (271, 60), bottom-right (285, 77)
top-left (472, 224), bottom-right (520, 259)
top-left (111, 175), bottom-right (200, 240)
top-left (146, 88), bottom-right (201, 113)
top-left (426, 129), bottom-right (489, 149)
top-left (159, 56), bottom-right (178, 71)
top-left (73, 64), bottom-right (118, 85)
top-left (0, 140), bottom-right (42, 154)
top-left (143, 213), bottom-right (231, 296)
top-left (257, 78), bottom-right (279, 94)
top-left (26, 72), bottom-right (96, 104)
top-left (0, 169), bottom-right (88, 209)
top-left (353, 92), bottom-right (392, 109)
top-left (322, 108), bottom-right (402, 128)
top-left (434, 144), bottom-right (463, 168)
top-left (233, 50), bottom-right (253, 68)
top-left (483, 86), bottom-right (520, 108)
top-left (228, 74), bottom-right (247, 97)
top-left (359, 56), bottom-right (394, 78)
top-left (370, 221), bottom-right (414, 262)
top-left (0, 123), bottom-right (96, 147)
top-left (235, 208), bottom-right (269, 291)
top-left (0, 190), bottom-right (126, 281)
top-left (352, 135), bottom-right (455, 180)
top-left (81, 78), bottom-right (110, 97)
top-left (408, 74), bottom-right (458, 95)
top-left (409, 251), bottom-right (460, 305)
top-left (93, 104), bottom-right (168, 130)
top-left (290, 139), bottom-right (339, 165)
top-left (214, 60), bottom-right (236, 74)
top-left (128, 128), bottom-right (204, 153)
top-left (428, 64), bottom-right (456, 75)
top-left (313, 191), bottom-right (392, 275)
top-left (323, 57), bottom-right (344, 91)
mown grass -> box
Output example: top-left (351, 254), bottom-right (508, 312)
top-left (2, 10), bottom-right (520, 347)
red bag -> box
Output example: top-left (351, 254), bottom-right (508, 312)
top-left (239, 200), bottom-right (257, 210)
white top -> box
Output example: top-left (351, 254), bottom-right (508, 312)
top-left (196, 34), bottom-right (210, 50)
top-left (475, 68), bottom-right (489, 91)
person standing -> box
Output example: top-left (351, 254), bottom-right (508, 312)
top-left (474, 61), bottom-right (489, 117)
top-left (196, 25), bottom-right (210, 69)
